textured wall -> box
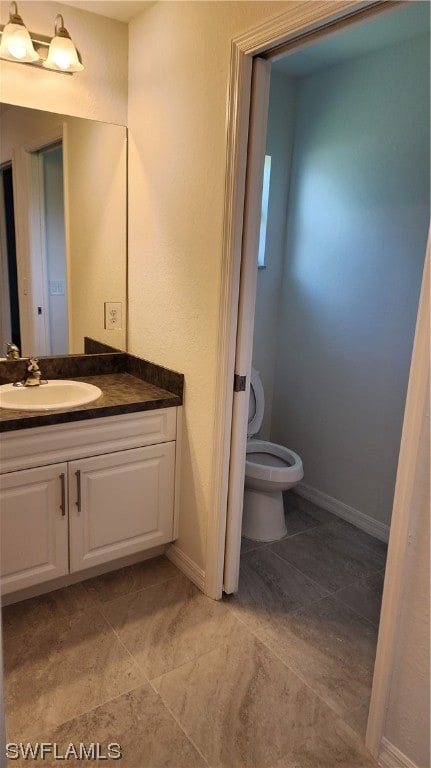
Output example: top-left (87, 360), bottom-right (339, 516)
top-left (270, 35), bottom-right (430, 527)
top-left (0, 1), bottom-right (128, 124)
top-left (128, 1), bottom-right (293, 569)
top-left (66, 117), bottom-right (127, 353)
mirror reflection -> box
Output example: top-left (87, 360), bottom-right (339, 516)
top-left (0, 104), bottom-right (127, 357)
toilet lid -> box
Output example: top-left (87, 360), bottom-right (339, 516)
top-left (248, 367), bottom-right (264, 437)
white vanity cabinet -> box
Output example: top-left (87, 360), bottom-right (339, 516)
top-left (0, 408), bottom-right (181, 598)
top-left (69, 443), bottom-right (175, 572)
top-left (0, 464), bottom-right (69, 594)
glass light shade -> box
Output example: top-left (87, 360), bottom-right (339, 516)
top-left (43, 35), bottom-right (83, 72)
top-left (0, 21), bottom-right (39, 62)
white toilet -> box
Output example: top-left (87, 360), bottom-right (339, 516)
top-left (242, 368), bottom-right (304, 541)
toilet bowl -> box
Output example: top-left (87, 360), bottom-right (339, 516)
top-left (242, 368), bottom-right (304, 542)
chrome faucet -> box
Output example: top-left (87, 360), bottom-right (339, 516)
top-left (6, 342), bottom-right (21, 360)
top-left (13, 358), bottom-right (48, 387)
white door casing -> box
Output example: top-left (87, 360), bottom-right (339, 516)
top-left (9, 124), bottom-right (64, 356)
top-left (0, 167), bottom-right (12, 351)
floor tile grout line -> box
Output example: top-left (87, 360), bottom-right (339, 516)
top-left (76, 577), bottom-right (153, 679)
top-left (4, 576), bottom-right (215, 756)
top-left (274, 519), bottom-right (323, 541)
top-left (221, 598), bottom-right (359, 730)
top-left (285, 510), bottom-right (388, 551)
top-left (241, 518), bottom-right (323, 552)
top-left (149, 643), bottom-right (225, 685)
top-left (91, 597), bottom-right (155, 684)
top-left (259, 545), bottom-right (334, 596)
top-left (79, 581), bottom-right (163, 691)
top-left (79, 571), bottom-right (198, 676)
top-left (223, 588), bottom-right (333, 638)
top-left (4, 596), bottom-right (151, 741)
top-left (226, 587), bottom-right (379, 676)
top-left (255, 628), bottom-right (371, 730)
top-left (148, 678), bottom-right (211, 768)
top-left (81, 572), bottom-right (184, 607)
top-left (240, 542), bottom-right (267, 554)
top-left (93, 578), bottom-right (262, 691)
top-left (265, 541), bottom-right (386, 596)
top-left (28, 681), bottom-right (151, 740)
top-left (29, 678), bottom-right (212, 768)
top-left (329, 591), bottom-right (380, 629)
top-left (224, 581), bottom-right (377, 711)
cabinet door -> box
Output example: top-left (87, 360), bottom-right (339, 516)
top-left (0, 463), bottom-right (69, 595)
top-left (69, 443), bottom-right (175, 572)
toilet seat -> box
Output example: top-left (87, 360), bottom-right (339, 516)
top-left (247, 368), bottom-right (265, 438)
top-left (246, 439), bottom-right (303, 490)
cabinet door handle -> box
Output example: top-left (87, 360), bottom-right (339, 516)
top-left (75, 470), bottom-right (81, 512)
top-left (59, 473), bottom-right (66, 516)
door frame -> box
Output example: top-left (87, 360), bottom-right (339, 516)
top-left (205, 0), bottom-right (391, 597)
top-left (11, 124), bottom-right (66, 356)
top-left (0, 163), bottom-right (13, 351)
top-left (204, 0), bottom-right (428, 761)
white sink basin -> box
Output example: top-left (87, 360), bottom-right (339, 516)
top-left (0, 380), bottom-right (102, 411)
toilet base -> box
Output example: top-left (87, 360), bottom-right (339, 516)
top-left (242, 488), bottom-right (287, 542)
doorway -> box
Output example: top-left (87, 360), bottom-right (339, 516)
top-left (30, 141), bottom-right (69, 357)
top-left (224, 0), bottom-right (430, 591)
top-left (0, 115), bottom-right (68, 358)
top-left (211, 0), bottom-right (430, 762)
top-left (21, 139), bottom-right (68, 357)
top-left (0, 164), bottom-right (20, 353)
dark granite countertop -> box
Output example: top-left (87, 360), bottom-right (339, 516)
top-left (0, 345), bottom-right (184, 433)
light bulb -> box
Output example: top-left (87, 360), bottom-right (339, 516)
top-left (50, 37), bottom-right (77, 70)
top-left (43, 15), bottom-right (83, 72)
top-left (0, 4), bottom-right (39, 63)
top-left (7, 27), bottom-right (30, 59)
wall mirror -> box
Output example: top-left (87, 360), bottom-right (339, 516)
top-left (0, 103), bottom-right (127, 358)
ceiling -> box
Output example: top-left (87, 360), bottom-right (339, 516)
top-left (273, 2), bottom-right (430, 76)
top-left (59, 1), bottom-right (152, 23)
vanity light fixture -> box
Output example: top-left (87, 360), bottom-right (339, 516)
top-left (0, 3), bottom-right (84, 73)
top-left (44, 15), bottom-right (83, 72)
top-left (0, 1), bottom-right (39, 62)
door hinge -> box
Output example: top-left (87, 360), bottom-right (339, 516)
top-left (233, 374), bottom-right (247, 392)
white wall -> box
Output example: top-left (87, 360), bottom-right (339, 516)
top-left (0, 1), bottom-right (128, 124)
top-left (269, 35), bottom-right (430, 529)
top-left (252, 72), bottom-right (297, 439)
top-left (128, 0), bottom-right (292, 571)
top-left (66, 117), bottom-right (127, 353)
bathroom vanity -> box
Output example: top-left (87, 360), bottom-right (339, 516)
top-left (0, 348), bottom-right (183, 602)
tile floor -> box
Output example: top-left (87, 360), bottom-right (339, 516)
top-left (2, 493), bottom-right (386, 767)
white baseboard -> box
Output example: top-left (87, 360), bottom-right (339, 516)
top-left (295, 482), bottom-right (389, 543)
top-left (378, 738), bottom-right (420, 768)
top-left (166, 543), bottom-right (205, 591)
